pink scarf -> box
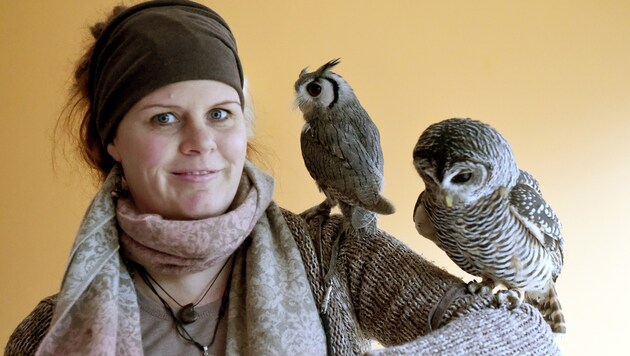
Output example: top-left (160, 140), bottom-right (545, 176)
top-left (117, 167), bottom-right (266, 275)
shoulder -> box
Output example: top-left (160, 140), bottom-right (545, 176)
top-left (5, 295), bottom-right (56, 356)
top-left (278, 205), bottom-right (417, 253)
top-left (279, 207), bottom-right (305, 229)
top-left (278, 206), bottom-right (345, 245)
top-left (278, 205), bottom-right (419, 269)
top-left (278, 206), bottom-right (327, 254)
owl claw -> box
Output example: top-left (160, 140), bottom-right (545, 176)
top-left (466, 279), bottom-right (495, 295)
top-left (496, 289), bottom-right (524, 309)
top-left (301, 201), bottom-right (332, 223)
top-left (466, 281), bottom-right (481, 294)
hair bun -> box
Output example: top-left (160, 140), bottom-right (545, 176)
top-left (90, 6), bottom-right (128, 39)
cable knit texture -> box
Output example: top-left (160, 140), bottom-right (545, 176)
top-left (6, 207), bottom-right (559, 355)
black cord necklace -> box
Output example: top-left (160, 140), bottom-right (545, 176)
top-left (140, 258), bottom-right (230, 324)
top-left (133, 259), bottom-right (233, 356)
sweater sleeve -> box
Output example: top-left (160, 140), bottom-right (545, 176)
top-left (335, 216), bottom-right (559, 355)
top-left (366, 303), bottom-right (559, 355)
top-left (5, 295), bottom-right (56, 356)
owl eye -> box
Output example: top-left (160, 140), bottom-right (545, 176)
top-left (451, 172), bottom-right (472, 184)
top-left (306, 82), bottom-right (322, 97)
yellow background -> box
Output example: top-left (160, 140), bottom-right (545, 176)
top-left (2, 1), bottom-right (629, 354)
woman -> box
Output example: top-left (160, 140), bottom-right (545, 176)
top-left (5, 1), bottom-right (559, 355)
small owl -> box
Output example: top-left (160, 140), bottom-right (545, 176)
top-left (412, 118), bottom-right (566, 334)
top-left (294, 59), bottom-right (394, 231)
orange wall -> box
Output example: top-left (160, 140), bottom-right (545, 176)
top-left (2, 1), bottom-right (629, 354)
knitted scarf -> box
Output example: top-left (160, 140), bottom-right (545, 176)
top-left (36, 161), bottom-right (326, 355)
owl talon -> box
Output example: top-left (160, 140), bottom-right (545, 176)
top-left (496, 289), bottom-right (524, 309)
top-left (467, 281), bottom-right (481, 294)
top-left (466, 279), bottom-right (494, 295)
top-left (301, 201), bottom-right (332, 222)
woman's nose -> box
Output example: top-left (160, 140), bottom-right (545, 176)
top-left (179, 120), bottom-right (217, 155)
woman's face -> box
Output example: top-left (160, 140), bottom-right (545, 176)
top-left (107, 80), bottom-right (247, 220)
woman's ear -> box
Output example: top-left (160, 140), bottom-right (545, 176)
top-left (107, 142), bottom-right (122, 162)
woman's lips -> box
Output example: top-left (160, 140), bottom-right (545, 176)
top-left (172, 169), bottom-right (220, 182)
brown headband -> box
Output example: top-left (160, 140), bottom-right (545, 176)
top-left (89, 0), bottom-right (244, 146)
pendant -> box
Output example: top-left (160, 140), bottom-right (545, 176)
top-left (179, 303), bottom-right (199, 324)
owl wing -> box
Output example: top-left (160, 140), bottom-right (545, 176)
top-left (509, 170), bottom-right (564, 277)
top-left (345, 105), bottom-right (385, 177)
top-left (301, 115), bottom-right (383, 208)
top-left (516, 169), bottom-right (541, 194)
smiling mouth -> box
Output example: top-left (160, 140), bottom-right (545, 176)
top-left (174, 170), bottom-right (215, 175)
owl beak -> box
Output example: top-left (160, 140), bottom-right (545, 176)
top-left (445, 193), bottom-right (454, 208)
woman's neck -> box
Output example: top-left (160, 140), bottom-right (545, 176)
top-left (134, 256), bottom-right (232, 309)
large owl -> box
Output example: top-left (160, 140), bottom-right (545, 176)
top-left (413, 118), bottom-right (566, 334)
top-left (294, 59), bottom-right (394, 231)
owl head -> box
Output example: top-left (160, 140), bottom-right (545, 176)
top-left (413, 118), bottom-right (519, 207)
top-left (293, 58), bottom-right (355, 121)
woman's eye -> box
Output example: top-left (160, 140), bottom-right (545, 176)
top-left (210, 108), bottom-right (229, 120)
top-left (152, 112), bottom-right (177, 125)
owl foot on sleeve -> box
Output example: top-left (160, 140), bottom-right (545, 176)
top-left (496, 288), bottom-right (524, 309)
top-left (466, 278), bottom-right (495, 295)
top-left (300, 200), bottom-right (333, 223)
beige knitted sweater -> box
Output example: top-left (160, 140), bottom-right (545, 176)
top-left (5, 209), bottom-right (559, 355)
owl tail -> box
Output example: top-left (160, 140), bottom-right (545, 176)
top-left (527, 284), bottom-right (566, 334)
top-left (369, 195), bottom-right (396, 215)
